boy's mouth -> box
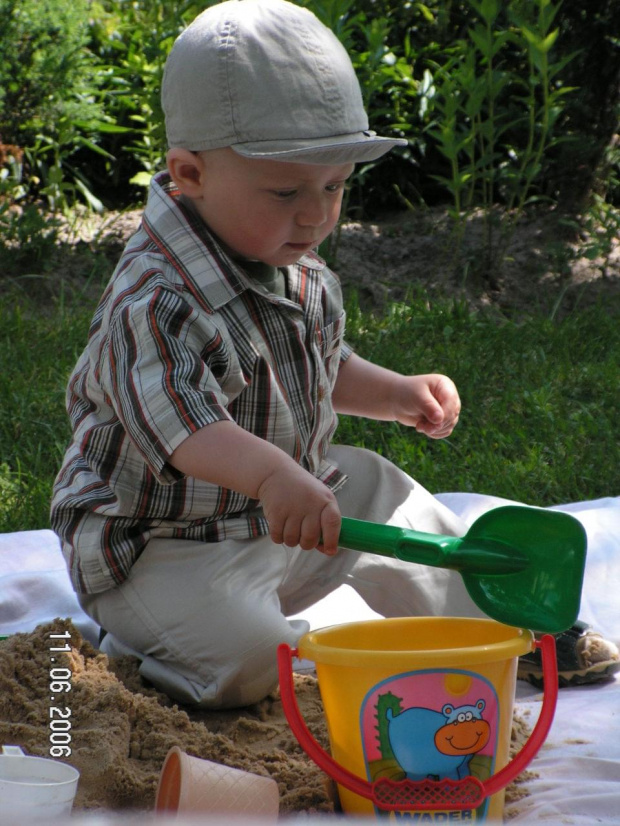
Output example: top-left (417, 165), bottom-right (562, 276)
top-left (286, 241), bottom-right (317, 252)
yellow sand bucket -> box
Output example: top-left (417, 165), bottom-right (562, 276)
top-left (278, 617), bottom-right (557, 821)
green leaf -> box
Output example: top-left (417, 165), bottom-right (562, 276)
top-left (469, 26), bottom-right (492, 55)
top-left (74, 178), bottom-right (104, 212)
top-left (539, 29), bottom-right (559, 53)
top-left (76, 138), bottom-right (115, 160)
top-left (130, 171), bottom-right (153, 188)
top-left (72, 120), bottom-right (132, 135)
top-left (48, 166), bottom-right (64, 186)
top-left (469, 0), bottom-right (499, 26)
top-left (416, 3), bottom-right (435, 23)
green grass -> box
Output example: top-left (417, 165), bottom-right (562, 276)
top-left (337, 293), bottom-right (620, 505)
top-left (1, 281), bottom-right (618, 533)
top-left (0, 279), bottom-right (101, 532)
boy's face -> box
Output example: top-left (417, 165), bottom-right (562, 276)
top-left (190, 149), bottom-right (354, 267)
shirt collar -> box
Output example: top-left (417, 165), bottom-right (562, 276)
top-left (143, 171), bottom-right (326, 313)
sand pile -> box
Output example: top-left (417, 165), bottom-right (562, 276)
top-left (0, 618), bottom-right (531, 817)
top-left (0, 618), bottom-right (333, 814)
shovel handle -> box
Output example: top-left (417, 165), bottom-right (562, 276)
top-left (339, 517), bottom-right (448, 563)
top-left (277, 635), bottom-right (557, 811)
top-left (338, 517), bottom-right (524, 573)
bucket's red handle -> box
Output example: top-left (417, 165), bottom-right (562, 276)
top-left (277, 635), bottom-right (557, 812)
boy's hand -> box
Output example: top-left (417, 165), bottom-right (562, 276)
top-left (257, 464), bottom-right (341, 555)
top-left (332, 354), bottom-right (460, 439)
top-left (393, 374), bottom-right (461, 438)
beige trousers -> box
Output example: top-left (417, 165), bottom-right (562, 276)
top-left (80, 446), bottom-right (481, 708)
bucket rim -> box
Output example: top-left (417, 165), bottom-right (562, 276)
top-left (297, 616), bottom-right (534, 668)
top-left (0, 751), bottom-right (79, 786)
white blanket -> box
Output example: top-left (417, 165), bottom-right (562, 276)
top-left (1, 494), bottom-right (619, 823)
top-left (0, 529), bottom-right (100, 645)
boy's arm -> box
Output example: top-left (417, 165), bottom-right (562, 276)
top-left (332, 352), bottom-right (461, 439)
top-left (169, 421), bottom-right (341, 553)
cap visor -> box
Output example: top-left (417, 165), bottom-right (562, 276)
top-left (231, 132), bottom-right (407, 165)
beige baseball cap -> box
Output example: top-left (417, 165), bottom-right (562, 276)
top-left (162, 0), bottom-right (407, 164)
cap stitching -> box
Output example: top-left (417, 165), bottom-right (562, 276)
top-left (219, 16), bottom-right (239, 146)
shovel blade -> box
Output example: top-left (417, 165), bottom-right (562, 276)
top-left (460, 506), bottom-right (587, 632)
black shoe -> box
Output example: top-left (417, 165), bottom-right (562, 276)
top-left (518, 621), bottom-right (620, 688)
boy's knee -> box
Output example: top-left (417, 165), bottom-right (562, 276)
top-left (210, 658), bottom-right (281, 709)
top-left (143, 617), bottom-right (308, 710)
top-left (131, 637), bottom-right (280, 709)
top-left (206, 618), bottom-right (309, 709)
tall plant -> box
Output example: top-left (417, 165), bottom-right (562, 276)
top-left (0, 0), bottom-right (111, 212)
top-left (420, 0), bottom-right (576, 283)
top-left (86, 0), bottom-right (209, 196)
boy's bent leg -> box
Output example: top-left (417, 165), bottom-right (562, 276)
top-left (335, 445), bottom-right (485, 618)
top-left (80, 535), bottom-right (309, 709)
top-left (279, 445), bottom-right (485, 620)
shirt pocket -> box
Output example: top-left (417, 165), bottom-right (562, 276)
top-left (315, 311), bottom-right (346, 389)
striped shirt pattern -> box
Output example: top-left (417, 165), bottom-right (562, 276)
top-left (51, 172), bottom-right (352, 594)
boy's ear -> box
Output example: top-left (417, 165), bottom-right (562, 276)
top-left (166, 148), bottom-right (204, 197)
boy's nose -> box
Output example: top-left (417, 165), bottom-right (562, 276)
top-left (296, 195), bottom-right (330, 228)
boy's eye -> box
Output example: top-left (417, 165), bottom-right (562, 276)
top-left (269, 178), bottom-right (350, 199)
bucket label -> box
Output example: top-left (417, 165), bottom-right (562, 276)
top-left (360, 668), bottom-right (500, 821)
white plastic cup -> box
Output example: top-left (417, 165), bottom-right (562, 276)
top-left (0, 745), bottom-right (80, 819)
top-left (155, 746), bottom-right (279, 820)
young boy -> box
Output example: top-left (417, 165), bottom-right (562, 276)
top-left (51, 0), bottom-right (617, 707)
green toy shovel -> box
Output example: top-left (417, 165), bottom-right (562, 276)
top-left (338, 505), bottom-right (587, 632)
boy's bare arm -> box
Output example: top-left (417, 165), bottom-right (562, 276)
top-left (332, 352), bottom-right (461, 439)
top-left (169, 421), bottom-right (341, 553)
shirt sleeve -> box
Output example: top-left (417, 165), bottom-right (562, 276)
top-left (340, 339), bottom-right (354, 362)
top-left (101, 284), bottom-right (237, 477)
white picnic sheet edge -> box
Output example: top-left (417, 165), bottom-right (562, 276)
top-left (1, 492), bottom-right (619, 824)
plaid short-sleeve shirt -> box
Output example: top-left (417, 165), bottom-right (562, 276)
top-left (51, 172), bottom-right (352, 594)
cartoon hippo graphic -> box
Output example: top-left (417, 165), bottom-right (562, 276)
top-left (386, 699), bottom-right (491, 781)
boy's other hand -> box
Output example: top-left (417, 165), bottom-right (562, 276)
top-left (394, 374), bottom-right (461, 439)
top-left (332, 354), bottom-right (460, 439)
top-left (257, 465), bottom-right (341, 555)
